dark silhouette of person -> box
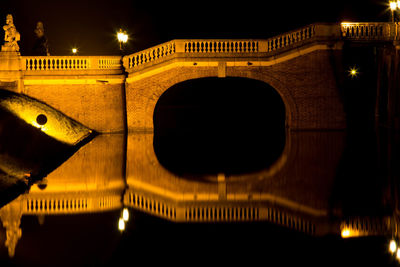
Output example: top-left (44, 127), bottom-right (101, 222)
top-left (32, 21), bottom-right (49, 56)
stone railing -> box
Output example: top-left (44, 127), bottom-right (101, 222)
top-left (340, 22), bottom-right (394, 40)
top-left (125, 41), bottom-right (176, 69)
top-left (184, 40), bottom-right (260, 53)
top-left (23, 56), bottom-right (121, 71)
top-left (23, 194), bottom-right (122, 214)
top-left (340, 216), bottom-right (391, 238)
top-left (265, 24), bottom-right (316, 52)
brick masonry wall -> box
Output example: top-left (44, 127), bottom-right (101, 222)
top-left (23, 83), bottom-right (125, 133)
top-left (126, 49), bottom-right (346, 131)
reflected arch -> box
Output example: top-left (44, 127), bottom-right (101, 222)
top-left (153, 76), bottom-right (287, 176)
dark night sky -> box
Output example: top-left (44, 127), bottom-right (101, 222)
top-left (0, 0), bottom-right (391, 55)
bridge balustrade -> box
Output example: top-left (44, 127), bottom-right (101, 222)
top-left (266, 24), bottom-right (315, 52)
top-left (125, 41), bottom-right (176, 69)
top-left (184, 40), bottom-right (259, 53)
top-left (340, 22), bottom-right (392, 40)
top-left (23, 194), bottom-right (122, 214)
top-left (125, 192), bottom-right (177, 220)
top-left (340, 216), bottom-right (391, 237)
top-left (23, 56), bottom-right (121, 71)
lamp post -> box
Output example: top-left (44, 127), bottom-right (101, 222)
top-left (390, 1), bottom-right (400, 22)
top-left (117, 29), bottom-right (128, 52)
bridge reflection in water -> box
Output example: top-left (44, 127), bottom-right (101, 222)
top-left (0, 127), bottom-right (398, 265)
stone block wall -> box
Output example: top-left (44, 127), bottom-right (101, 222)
top-left (23, 82), bottom-right (125, 133)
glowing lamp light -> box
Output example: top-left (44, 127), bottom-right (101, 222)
top-left (396, 248), bottom-right (400, 260)
top-left (72, 48), bottom-right (78, 54)
top-left (390, 1), bottom-right (400, 22)
top-left (390, 240), bottom-right (397, 253)
top-left (341, 228), bottom-right (351, 238)
top-left (348, 67), bottom-right (359, 78)
top-left (117, 31), bottom-right (128, 43)
top-left (390, 1), bottom-right (397, 11)
top-left (122, 208), bottom-right (129, 222)
top-left (118, 218), bottom-right (125, 231)
top-left (117, 29), bottom-right (128, 51)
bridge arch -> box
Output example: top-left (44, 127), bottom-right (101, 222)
top-left (152, 75), bottom-right (287, 175)
top-left (126, 67), bottom-right (298, 132)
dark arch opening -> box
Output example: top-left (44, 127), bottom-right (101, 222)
top-left (153, 77), bottom-right (286, 177)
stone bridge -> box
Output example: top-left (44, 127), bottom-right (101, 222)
top-left (2, 22), bottom-right (400, 256)
top-left (2, 22), bottom-right (398, 133)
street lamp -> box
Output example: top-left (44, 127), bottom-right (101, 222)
top-left (72, 48), bottom-right (78, 55)
top-left (117, 29), bottom-right (128, 51)
top-left (389, 1), bottom-right (400, 22)
top-left (348, 66), bottom-right (359, 78)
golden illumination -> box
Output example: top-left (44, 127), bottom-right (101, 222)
top-left (341, 22), bottom-right (352, 27)
top-left (340, 226), bottom-right (363, 238)
top-left (0, 91), bottom-right (92, 145)
top-left (72, 48), bottom-right (78, 54)
top-left (390, 240), bottom-right (397, 253)
top-left (118, 218), bottom-right (125, 231)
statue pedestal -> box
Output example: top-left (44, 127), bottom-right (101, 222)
top-left (1, 45), bottom-right (20, 53)
top-left (0, 50), bottom-right (23, 92)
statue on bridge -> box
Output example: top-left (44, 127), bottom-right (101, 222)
top-left (32, 21), bottom-right (50, 56)
top-left (2, 14), bottom-right (20, 52)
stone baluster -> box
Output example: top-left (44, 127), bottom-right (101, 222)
top-left (133, 55), bottom-right (137, 67)
top-left (185, 42), bottom-right (189, 53)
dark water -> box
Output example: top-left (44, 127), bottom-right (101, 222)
top-left (0, 129), bottom-right (398, 266)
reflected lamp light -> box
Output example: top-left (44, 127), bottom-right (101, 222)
top-left (118, 218), bottom-right (125, 231)
top-left (390, 240), bottom-right (397, 253)
top-left (122, 208), bottom-right (129, 222)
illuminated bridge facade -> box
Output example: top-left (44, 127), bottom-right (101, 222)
top-left (0, 22), bottom-right (398, 132)
top-left (3, 22), bottom-right (398, 133)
